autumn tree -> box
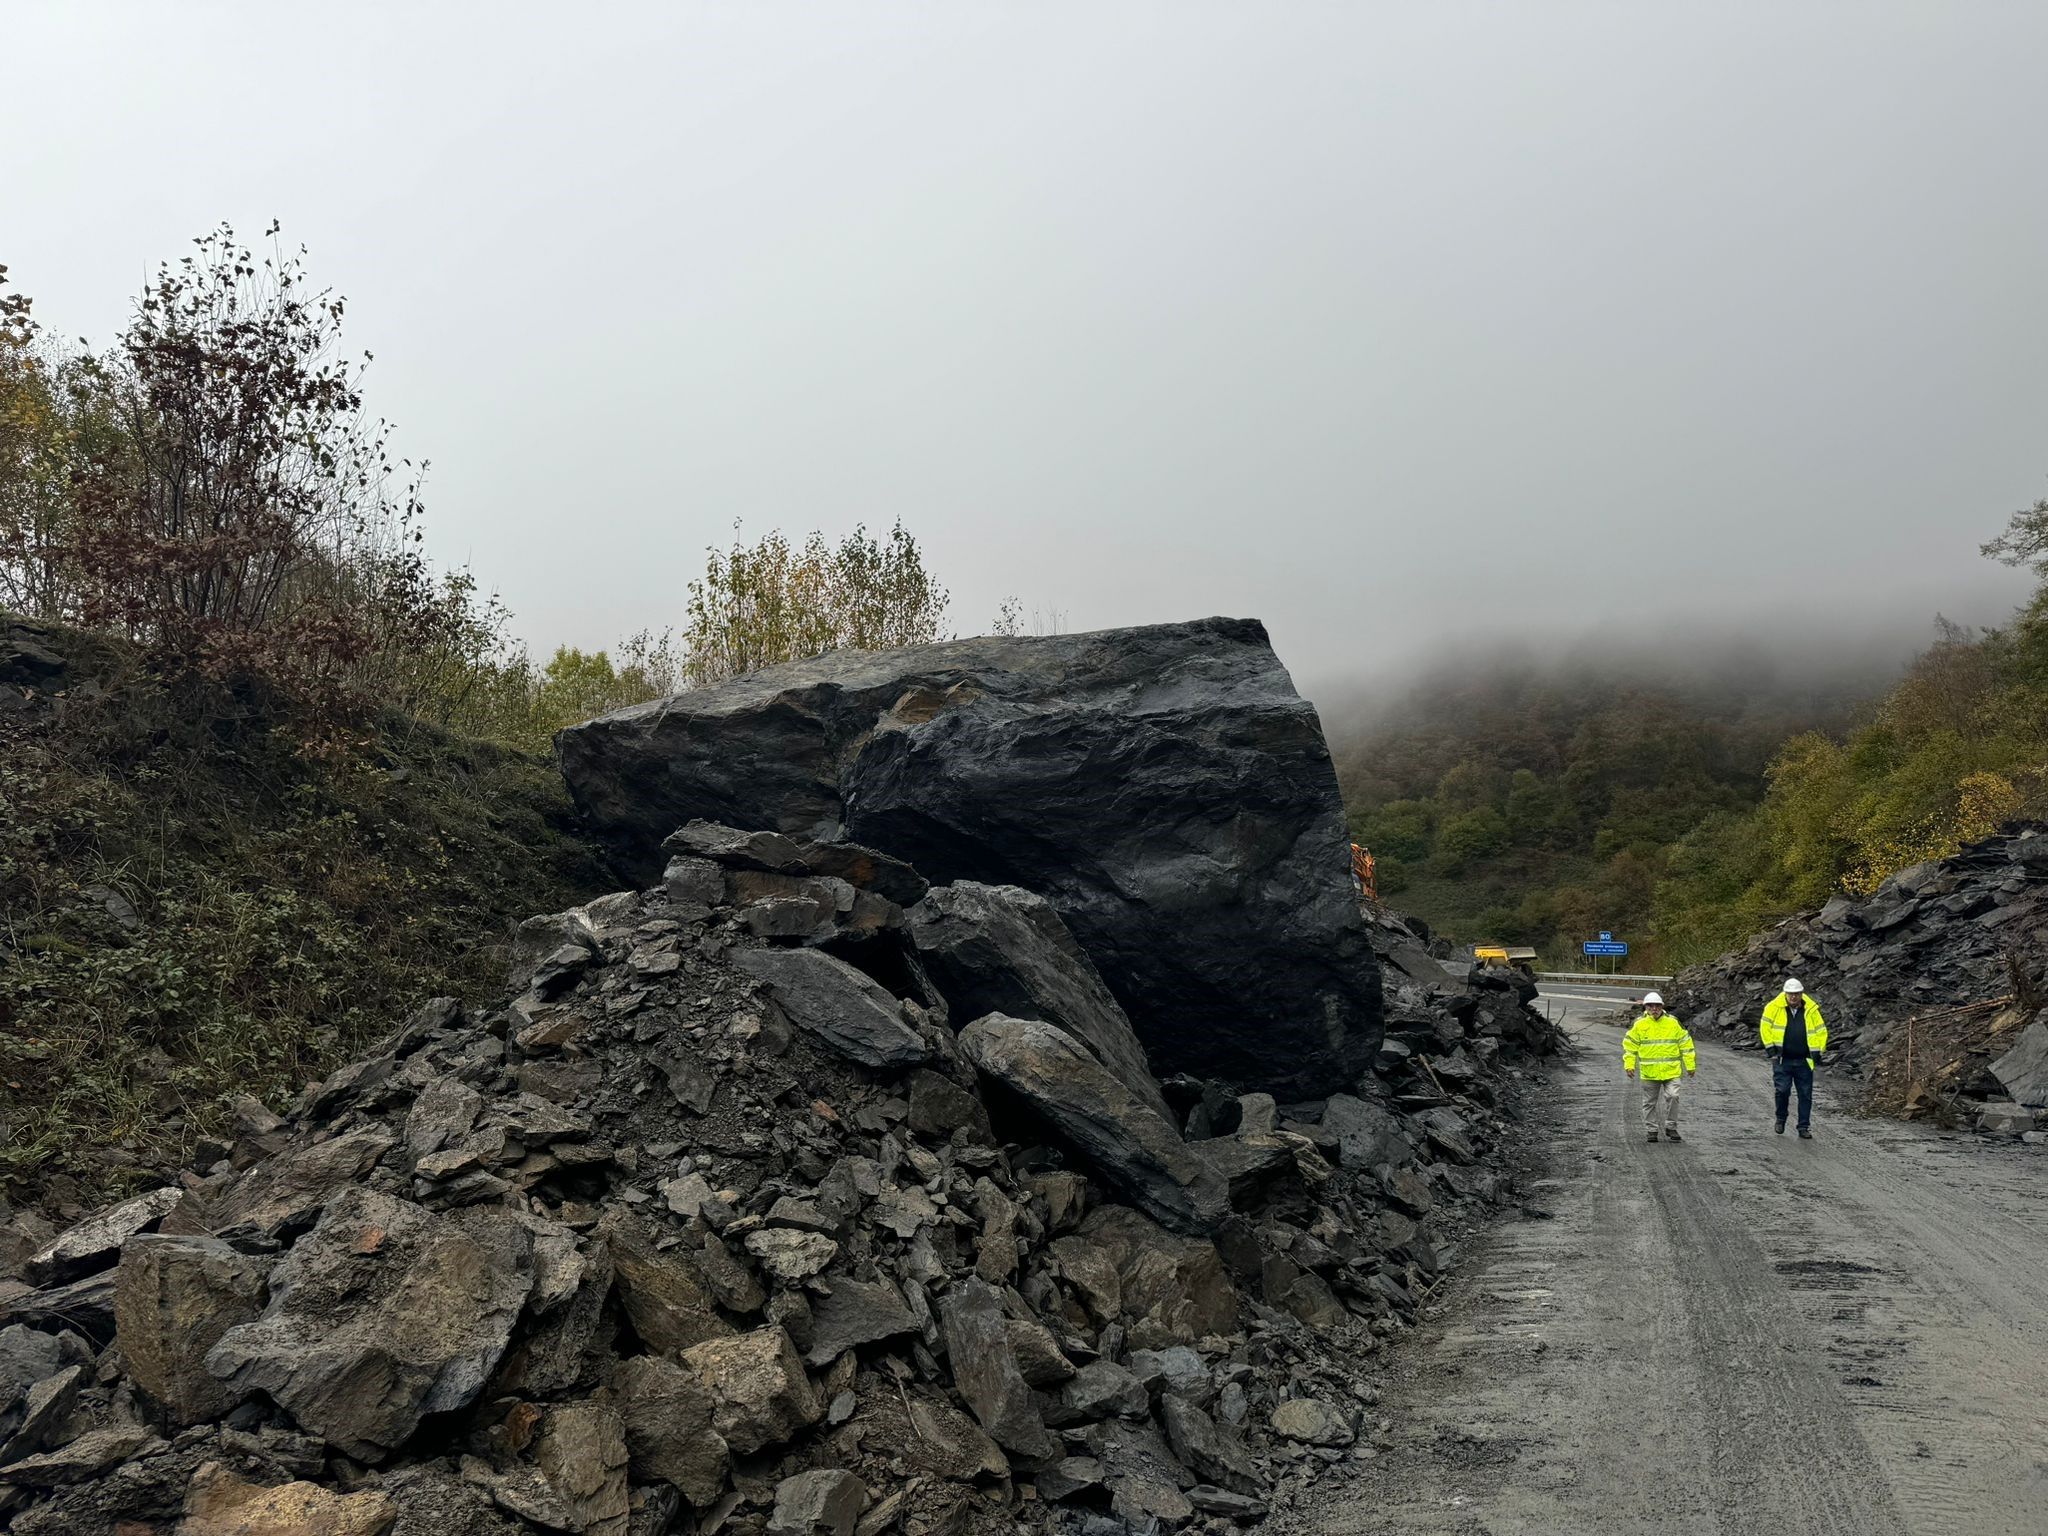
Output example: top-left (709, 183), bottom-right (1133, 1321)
top-left (681, 521), bottom-right (948, 686)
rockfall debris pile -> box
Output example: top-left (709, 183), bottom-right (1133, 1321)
top-left (1672, 822), bottom-right (2048, 1137)
top-left (555, 619), bottom-right (1381, 1097)
top-left (0, 622), bottom-right (1567, 1536)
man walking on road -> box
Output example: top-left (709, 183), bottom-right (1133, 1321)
top-left (1623, 992), bottom-right (1696, 1143)
top-left (1761, 978), bottom-right (1828, 1138)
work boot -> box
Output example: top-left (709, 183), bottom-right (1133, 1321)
top-left (1646, 1130), bottom-right (1659, 1143)
top-left (1774, 1119), bottom-right (1786, 1134)
top-left (1665, 1129), bottom-right (1682, 1142)
top-left (1797, 1127), bottom-right (1813, 1139)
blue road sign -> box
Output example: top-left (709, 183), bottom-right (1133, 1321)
top-left (1598, 931), bottom-right (1613, 942)
top-left (1584, 940), bottom-right (1629, 957)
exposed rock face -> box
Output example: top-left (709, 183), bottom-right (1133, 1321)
top-left (960, 1015), bottom-right (1229, 1236)
top-left (906, 881), bottom-right (1168, 1119)
top-left (556, 619), bottom-right (1381, 1092)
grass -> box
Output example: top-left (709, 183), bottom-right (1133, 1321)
top-left (0, 619), bottom-right (613, 1206)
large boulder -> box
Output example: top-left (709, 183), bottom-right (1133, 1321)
top-left (556, 619), bottom-right (1380, 1092)
top-left (959, 1015), bottom-right (1228, 1236)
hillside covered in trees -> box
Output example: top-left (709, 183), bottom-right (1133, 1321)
top-left (1338, 501), bottom-right (2048, 970)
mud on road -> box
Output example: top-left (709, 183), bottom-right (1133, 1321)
top-left (1286, 1017), bottom-right (2048, 1536)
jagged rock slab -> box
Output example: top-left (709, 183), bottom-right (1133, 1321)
top-left (114, 1234), bottom-right (269, 1426)
top-left (681, 1326), bottom-right (823, 1456)
top-left (938, 1279), bottom-right (1057, 1459)
top-left (23, 1186), bottom-right (179, 1286)
top-left (960, 1014), bottom-right (1227, 1235)
top-left (206, 1189), bottom-right (538, 1461)
top-left (906, 881), bottom-right (1168, 1118)
top-left (557, 618), bottom-right (1382, 1092)
top-left (180, 1460), bottom-right (397, 1535)
top-left (733, 949), bottom-right (930, 1070)
top-left (1992, 1018), bottom-right (2048, 1107)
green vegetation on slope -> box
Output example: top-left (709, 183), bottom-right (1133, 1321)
top-left (1335, 665), bottom-right (1860, 970)
top-left (0, 617), bottom-right (612, 1204)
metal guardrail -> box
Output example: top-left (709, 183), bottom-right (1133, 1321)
top-left (1533, 971), bottom-right (1674, 986)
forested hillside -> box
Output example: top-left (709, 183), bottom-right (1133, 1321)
top-left (1333, 659), bottom-right (1872, 969)
top-left (1338, 498), bottom-right (2048, 969)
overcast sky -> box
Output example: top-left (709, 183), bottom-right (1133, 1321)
top-left (7, 3), bottom-right (2045, 702)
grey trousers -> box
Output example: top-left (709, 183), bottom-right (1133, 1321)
top-left (1640, 1076), bottom-right (1681, 1131)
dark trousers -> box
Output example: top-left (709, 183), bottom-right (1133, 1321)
top-left (1773, 1058), bottom-right (1814, 1130)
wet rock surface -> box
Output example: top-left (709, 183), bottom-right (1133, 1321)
top-left (556, 619), bottom-right (1383, 1094)
top-left (1, 811), bottom-right (1561, 1531)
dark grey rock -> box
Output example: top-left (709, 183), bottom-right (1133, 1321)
top-left (23, 1186), bottom-right (179, 1286)
top-left (905, 1070), bottom-right (992, 1143)
top-left (937, 1278), bottom-right (1057, 1458)
top-left (1159, 1394), bottom-right (1263, 1495)
top-left (767, 1469), bottom-right (866, 1536)
top-left (959, 1015), bottom-right (1228, 1236)
top-left (1319, 1096), bottom-right (1409, 1171)
top-left (906, 882), bottom-right (1168, 1118)
top-left (1992, 1019), bottom-right (2048, 1107)
top-left (556, 619), bottom-right (1383, 1093)
top-left (732, 949), bottom-right (930, 1070)
top-left (803, 1277), bottom-right (919, 1366)
top-left (1052, 1360), bottom-right (1150, 1423)
top-left (1035, 1456), bottom-right (1105, 1502)
top-left (206, 1188), bottom-right (538, 1461)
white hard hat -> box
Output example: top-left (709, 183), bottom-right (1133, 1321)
top-left (1643, 992), bottom-right (1664, 1007)
top-left (1784, 978), bottom-right (1804, 994)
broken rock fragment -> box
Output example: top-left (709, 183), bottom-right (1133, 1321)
top-left (115, 1233), bottom-right (269, 1426)
top-left (767, 1469), bottom-right (867, 1536)
top-left (205, 1188), bottom-right (537, 1461)
top-left (959, 1015), bottom-right (1228, 1236)
top-left (937, 1278), bottom-right (1057, 1459)
top-left (179, 1460), bottom-right (397, 1536)
top-left (616, 1354), bottom-right (730, 1507)
top-left (681, 1325), bottom-right (823, 1456)
top-left (732, 949), bottom-right (930, 1070)
top-left (24, 1185), bottom-right (180, 1286)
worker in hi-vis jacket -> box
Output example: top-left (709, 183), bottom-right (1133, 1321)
top-left (1760, 979), bottom-right (1828, 1139)
top-left (1624, 992), bottom-right (1696, 1143)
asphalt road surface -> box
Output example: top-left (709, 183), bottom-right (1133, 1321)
top-left (1295, 1010), bottom-right (2048, 1536)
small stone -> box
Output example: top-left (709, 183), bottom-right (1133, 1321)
top-left (744, 1228), bottom-right (838, 1283)
top-left (1269, 1398), bottom-right (1354, 1447)
top-left (767, 1469), bottom-right (866, 1536)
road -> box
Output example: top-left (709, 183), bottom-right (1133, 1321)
top-left (1296, 1002), bottom-right (2048, 1536)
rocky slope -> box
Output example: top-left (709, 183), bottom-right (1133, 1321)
top-left (0, 823), bottom-right (1563, 1536)
top-left (556, 620), bottom-right (1380, 1096)
top-left (1671, 822), bottom-right (2048, 1133)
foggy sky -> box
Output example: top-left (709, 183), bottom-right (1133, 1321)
top-left (7, 3), bottom-right (2044, 705)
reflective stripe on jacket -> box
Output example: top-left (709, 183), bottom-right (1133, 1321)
top-left (1623, 1013), bottom-right (1696, 1081)
top-left (1759, 994), bottom-right (1829, 1066)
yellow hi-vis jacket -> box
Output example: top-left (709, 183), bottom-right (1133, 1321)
top-left (1759, 993), bottom-right (1829, 1067)
top-left (1623, 1012), bottom-right (1696, 1081)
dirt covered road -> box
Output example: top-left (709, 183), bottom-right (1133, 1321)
top-left (1293, 1018), bottom-right (2048, 1536)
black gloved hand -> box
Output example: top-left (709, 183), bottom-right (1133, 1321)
top-left (1766, 1045), bottom-right (1782, 1060)
top-left (1810, 1052), bottom-right (1823, 1068)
